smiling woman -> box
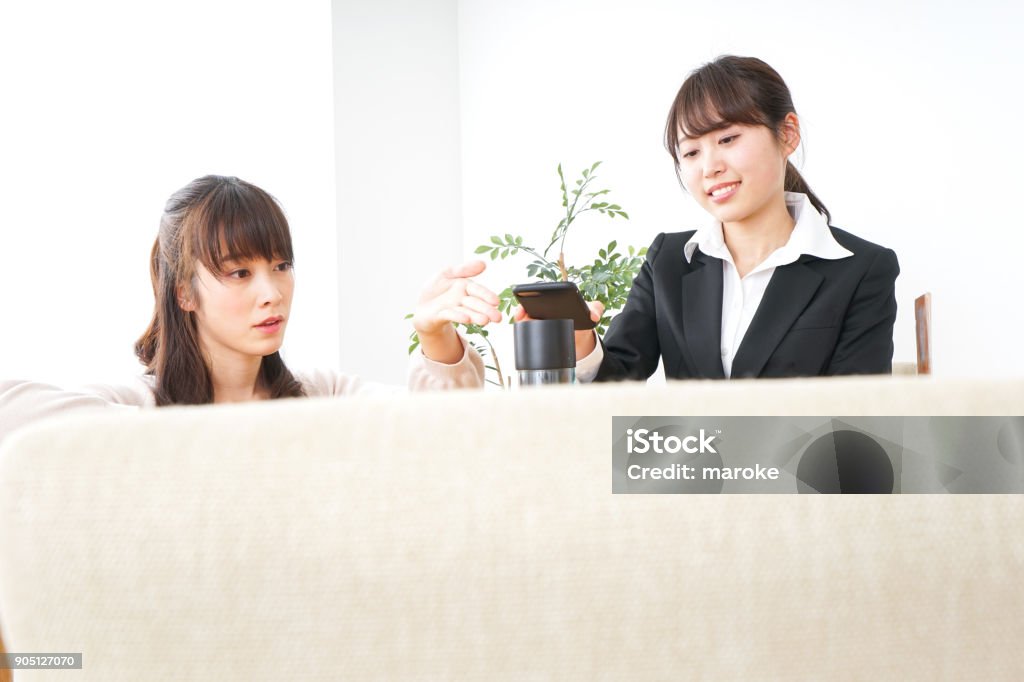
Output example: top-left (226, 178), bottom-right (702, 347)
top-left (0, 175), bottom-right (502, 444)
top-left (566, 55), bottom-right (901, 382)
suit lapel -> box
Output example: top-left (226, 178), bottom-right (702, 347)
top-left (681, 251), bottom-right (726, 379)
top-left (731, 260), bottom-right (823, 378)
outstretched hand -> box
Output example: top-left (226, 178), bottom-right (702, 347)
top-left (413, 260), bottom-right (502, 335)
top-left (412, 260), bottom-right (502, 364)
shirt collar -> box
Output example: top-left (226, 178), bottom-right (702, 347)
top-left (683, 192), bottom-right (854, 265)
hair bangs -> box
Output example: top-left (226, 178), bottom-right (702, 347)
top-left (190, 179), bottom-right (294, 277)
top-left (665, 59), bottom-right (772, 167)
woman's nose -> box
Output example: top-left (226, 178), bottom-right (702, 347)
top-left (702, 149), bottom-right (724, 178)
top-left (256, 274), bottom-right (284, 306)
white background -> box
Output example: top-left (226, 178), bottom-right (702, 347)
top-left (0, 1), bottom-right (338, 386)
top-left (455, 0), bottom-right (1024, 383)
top-left (2, 0), bottom-right (1022, 388)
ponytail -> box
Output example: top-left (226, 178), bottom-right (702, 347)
top-left (784, 161), bottom-right (832, 225)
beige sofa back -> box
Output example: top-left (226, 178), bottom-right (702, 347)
top-left (1, 377), bottom-right (1022, 680)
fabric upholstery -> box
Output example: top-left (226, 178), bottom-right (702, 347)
top-left (1, 376), bottom-right (1022, 680)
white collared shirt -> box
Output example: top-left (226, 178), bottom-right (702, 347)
top-left (576, 192), bottom-right (853, 381)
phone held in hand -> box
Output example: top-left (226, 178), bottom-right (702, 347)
top-left (512, 281), bottom-right (596, 331)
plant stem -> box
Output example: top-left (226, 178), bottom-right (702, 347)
top-left (546, 171), bottom-right (594, 258)
top-left (558, 252), bottom-right (568, 281)
top-left (483, 334), bottom-right (506, 390)
top-left (514, 245), bottom-right (558, 269)
top-left (555, 176), bottom-right (598, 259)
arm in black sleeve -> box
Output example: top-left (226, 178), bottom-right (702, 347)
top-left (594, 233), bottom-right (666, 382)
top-left (825, 247), bottom-right (900, 375)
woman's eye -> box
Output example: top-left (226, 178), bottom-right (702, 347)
top-left (721, 134), bottom-right (738, 144)
top-left (682, 150), bottom-right (697, 158)
top-left (229, 269), bottom-right (250, 279)
top-left (275, 261), bottom-right (293, 272)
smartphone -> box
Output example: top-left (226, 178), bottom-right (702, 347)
top-left (512, 281), bottom-right (596, 330)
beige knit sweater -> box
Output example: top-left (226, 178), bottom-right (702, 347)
top-left (0, 345), bottom-right (485, 447)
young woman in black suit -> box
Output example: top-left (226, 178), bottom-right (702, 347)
top-left (519, 55), bottom-right (899, 380)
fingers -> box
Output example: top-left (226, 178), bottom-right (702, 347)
top-left (420, 260), bottom-right (493, 306)
top-left (428, 261), bottom-right (496, 306)
top-left (512, 305), bottom-right (530, 322)
top-left (415, 258), bottom-right (507, 335)
top-left (587, 300), bottom-right (605, 322)
top-left (442, 259), bottom-right (487, 280)
top-left (436, 306), bottom-right (496, 327)
top-left (465, 279), bottom-right (499, 306)
top-left (458, 294), bottom-right (502, 323)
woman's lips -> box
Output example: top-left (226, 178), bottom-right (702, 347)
top-left (708, 182), bottom-right (740, 204)
top-left (254, 320), bottom-right (283, 334)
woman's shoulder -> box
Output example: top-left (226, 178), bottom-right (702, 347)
top-left (293, 368), bottom-right (397, 398)
top-left (654, 230), bottom-right (698, 247)
top-left (823, 226), bottom-right (900, 283)
top-left (827, 226), bottom-right (896, 258)
top-left (0, 375), bottom-right (154, 447)
top-left (0, 375), bottom-right (157, 409)
top-left (634, 231), bottom-right (697, 264)
top-left (79, 375), bottom-right (157, 407)
top-left (294, 344), bottom-right (484, 396)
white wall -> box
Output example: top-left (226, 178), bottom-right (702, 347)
top-left (457, 0), bottom-right (1024, 379)
top-left (4, 1), bottom-right (1020, 390)
top-left (0, 0), bottom-right (338, 386)
top-left (332, 0), bottom-right (463, 383)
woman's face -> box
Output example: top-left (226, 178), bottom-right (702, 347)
top-left (676, 116), bottom-right (798, 225)
top-left (184, 257), bottom-right (294, 363)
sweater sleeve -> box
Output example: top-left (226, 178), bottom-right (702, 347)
top-left (407, 333), bottom-right (486, 391)
top-left (0, 379), bottom-right (148, 449)
top-left (297, 332), bottom-right (486, 397)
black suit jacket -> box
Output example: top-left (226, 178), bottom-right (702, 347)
top-left (595, 228), bottom-right (900, 381)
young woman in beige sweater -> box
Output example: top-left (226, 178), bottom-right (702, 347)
top-left (1, 175), bottom-right (498, 443)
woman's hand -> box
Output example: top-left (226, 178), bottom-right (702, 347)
top-left (413, 260), bottom-right (502, 364)
top-left (513, 299), bottom-right (604, 360)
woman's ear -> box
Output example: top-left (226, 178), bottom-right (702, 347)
top-left (781, 112), bottom-right (801, 157)
top-left (176, 284), bottom-right (196, 312)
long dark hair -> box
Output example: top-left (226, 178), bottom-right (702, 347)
top-left (664, 55), bottom-right (831, 224)
top-left (135, 175), bottom-right (306, 405)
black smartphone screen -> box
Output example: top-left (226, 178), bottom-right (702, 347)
top-left (512, 281), bottom-right (596, 330)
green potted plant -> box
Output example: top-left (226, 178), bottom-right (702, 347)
top-left (409, 161), bottom-right (647, 388)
